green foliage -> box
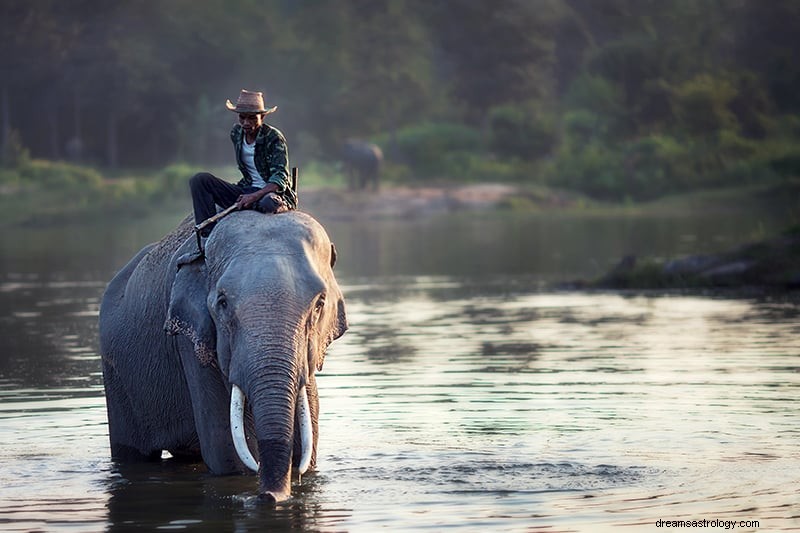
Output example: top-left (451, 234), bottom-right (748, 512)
top-left (440, 152), bottom-right (528, 183)
top-left (293, 160), bottom-right (347, 189)
top-left (0, 168), bottom-right (18, 186)
top-left (156, 163), bottom-right (202, 196)
top-left (586, 35), bottom-right (665, 103)
top-left (487, 104), bottom-right (558, 160)
top-left (562, 110), bottom-right (610, 144)
top-left (19, 159), bottom-right (103, 189)
top-left (746, 136), bottom-right (800, 179)
top-left (563, 73), bottom-right (625, 118)
top-left (1, 130), bottom-right (30, 168)
top-left (672, 75), bottom-right (739, 135)
top-left (383, 122), bottom-right (482, 179)
top-left (554, 141), bottom-right (624, 200)
top-left (1, 0), bottom-right (799, 204)
top-left (425, 0), bottom-right (559, 116)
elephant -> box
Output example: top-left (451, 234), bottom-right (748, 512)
top-left (342, 139), bottom-right (383, 191)
top-left (98, 210), bottom-right (347, 503)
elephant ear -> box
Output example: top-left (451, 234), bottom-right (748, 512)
top-left (311, 287), bottom-right (348, 372)
top-left (165, 250), bottom-right (217, 366)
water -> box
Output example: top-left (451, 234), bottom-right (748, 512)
top-left (1, 207), bottom-right (798, 531)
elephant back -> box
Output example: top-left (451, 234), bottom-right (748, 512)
top-left (143, 215), bottom-right (196, 269)
top-left (209, 210), bottom-right (333, 261)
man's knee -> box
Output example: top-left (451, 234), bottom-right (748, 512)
top-left (189, 172), bottom-right (215, 192)
top-left (256, 192), bottom-right (289, 214)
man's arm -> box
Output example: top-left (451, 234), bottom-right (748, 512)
top-left (264, 131), bottom-right (291, 191)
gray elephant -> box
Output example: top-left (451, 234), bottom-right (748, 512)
top-left (98, 210), bottom-right (347, 503)
top-left (342, 139), bottom-right (383, 191)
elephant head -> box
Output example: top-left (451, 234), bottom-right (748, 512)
top-left (164, 211), bottom-right (347, 502)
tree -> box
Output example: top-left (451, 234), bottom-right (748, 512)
top-left (425, 0), bottom-right (560, 121)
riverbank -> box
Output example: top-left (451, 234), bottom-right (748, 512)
top-left (564, 180), bottom-right (800, 291)
top-left (3, 175), bottom-right (798, 293)
top-left (298, 183), bottom-right (580, 220)
top-left (582, 227), bottom-right (800, 291)
top-left (300, 178), bottom-right (800, 221)
top-left (302, 181), bottom-right (799, 292)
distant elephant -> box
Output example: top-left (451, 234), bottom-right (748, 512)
top-left (98, 210), bottom-right (347, 503)
top-left (342, 139), bottom-right (383, 191)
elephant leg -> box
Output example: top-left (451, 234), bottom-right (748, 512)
top-left (103, 363), bottom-right (162, 462)
top-left (347, 169), bottom-right (358, 191)
top-left (176, 337), bottom-right (241, 474)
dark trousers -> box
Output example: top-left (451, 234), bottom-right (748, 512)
top-left (190, 172), bottom-right (287, 234)
top-left (190, 172), bottom-right (252, 225)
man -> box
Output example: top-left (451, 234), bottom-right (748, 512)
top-left (190, 89), bottom-right (297, 236)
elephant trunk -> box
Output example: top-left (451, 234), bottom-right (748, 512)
top-left (230, 353), bottom-right (313, 503)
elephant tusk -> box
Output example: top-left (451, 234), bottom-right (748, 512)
top-left (230, 385), bottom-right (259, 473)
top-left (297, 385), bottom-right (313, 475)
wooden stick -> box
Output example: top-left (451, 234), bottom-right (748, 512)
top-left (292, 166), bottom-right (298, 207)
top-left (194, 204), bottom-right (238, 254)
top-left (195, 204), bottom-right (238, 234)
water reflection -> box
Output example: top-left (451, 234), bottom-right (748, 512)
top-left (0, 278), bottom-right (103, 392)
top-left (0, 210), bottom-right (798, 531)
top-left (104, 463), bottom-right (349, 532)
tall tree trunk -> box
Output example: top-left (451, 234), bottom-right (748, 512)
top-left (65, 88), bottom-right (85, 163)
top-left (107, 109), bottom-right (118, 168)
top-left (50, 91), bottom-right (60, 160)
top-left (74, 89), bottom-right (81, 140)
top-left (1, 85), bottom-right (9, 161)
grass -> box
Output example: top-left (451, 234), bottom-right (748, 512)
top-left (1, 158), bottom-right (797, 228)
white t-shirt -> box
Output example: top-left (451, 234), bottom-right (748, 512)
top-left (241, 140), bottom-right (267, 188)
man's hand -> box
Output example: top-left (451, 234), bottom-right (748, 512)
top-left (235, 191), bottom-right (262, 209)
top-left (235, 184), bottom-right (279, 209)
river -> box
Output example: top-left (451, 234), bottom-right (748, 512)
top-left (0, 205), bottom-right (798, 532)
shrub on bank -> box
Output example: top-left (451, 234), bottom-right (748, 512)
top-left (19, 159), bottom-right (103, 190)
top-left (377, 122), bottom-right (482, 179)
top-left (0, 160), bottom-right (203, 225)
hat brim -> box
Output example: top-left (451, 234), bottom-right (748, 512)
top-left (225, 99), bottom-right (277, 114)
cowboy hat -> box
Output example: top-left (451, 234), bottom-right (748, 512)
top-left (225, 89), bottom-right (277, 114)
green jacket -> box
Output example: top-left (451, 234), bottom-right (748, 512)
top-left (230, 123), bottom-right (297, 209)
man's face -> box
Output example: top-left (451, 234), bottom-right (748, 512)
top-left (238, 113), bottom-right (263, 135)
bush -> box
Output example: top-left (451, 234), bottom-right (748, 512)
top-left (563, 73), bottom-right (624, 117)
top-left (765, 141), bottom-right (800, 178)
top-left (554, 141), bottom-right (623, 200)
top-left (157, 163), bottom-right (202, 196)
top-left (562, 110), bottom-right (609, 144)
top-left (672, 75), bottom-right (739, 135)
top-left (487, 103), bottom-right (558, 160)
top-left (440, 152), bottom-right (526, 183)
top-left (1, 129), bottom-right (30, 168)
top-left (19, 159), bottom-right (103, 190)
top-left (381, 122), bottom-right (482, 178)
top-left (0, 168), bottom-right (18, 187)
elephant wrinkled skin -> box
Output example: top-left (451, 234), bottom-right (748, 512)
top-left (98, 210), bottom-right (347, 502)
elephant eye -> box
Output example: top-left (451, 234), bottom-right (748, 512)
top-left (314, 294), bottom-right (326, 313)
top-left (216, 293), bottom-right (228, 310)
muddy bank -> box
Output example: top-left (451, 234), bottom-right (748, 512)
top-left (298, 183), bottom-right (573, 220)
top-left (586, 229), bottom-right (800, 291)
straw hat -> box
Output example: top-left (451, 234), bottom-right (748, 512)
top-left (225, 89), bottom-right (277, 115)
